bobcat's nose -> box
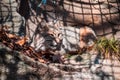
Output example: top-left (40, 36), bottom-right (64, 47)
top-left (55, 33), bottom-right (62, 43)
top-left (52, 40), bottom-right (57, 46)
top-left (55, 38), bottom-right (60, 43)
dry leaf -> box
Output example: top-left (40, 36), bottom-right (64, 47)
top-left (15, 37), bottom-right (28, 46)
top-left (6, 33), bottom-right (16, 38)
top-left (38, 58), bottom-right (47, 63)
top-left (0, 28), bottom-right (48, 63)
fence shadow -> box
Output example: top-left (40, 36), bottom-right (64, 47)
top-left (0, 0), bottom-right (120, 80)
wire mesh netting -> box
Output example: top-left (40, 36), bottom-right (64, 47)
top-left (0, 0), bottom-right (120, 80)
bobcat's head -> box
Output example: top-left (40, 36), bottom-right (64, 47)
top-left (32, 25), bottom-right (62, 52)
top-left (44, 26), bottom-right (62, 50)
top-left (27, 20), bottom-right (63, 52)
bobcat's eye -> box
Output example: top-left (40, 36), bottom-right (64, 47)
top-left (57, 33), bottom-right (60, 37)
top-left (49, 34), bottom-right (54, 38)
top-left (58, 33), bottom-right (62, 39)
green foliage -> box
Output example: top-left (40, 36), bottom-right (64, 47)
top-left (64, 53), bottom-right (73, 59)
top-left (95, 37), bottom-right (120, 59)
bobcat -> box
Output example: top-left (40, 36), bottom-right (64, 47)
top-left (29, 25), bottom-right (97, 54)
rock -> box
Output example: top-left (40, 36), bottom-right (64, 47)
top-left (0, 43), bottom-right (61, 80)
top-left (63, 52), bottom-right (92, 66)
top-left (91, 64), bottom-right (102, 73)
top-left (0, 0), bottom-right (25, 36)
top-left (1, 43), bottom-right (120, 80)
